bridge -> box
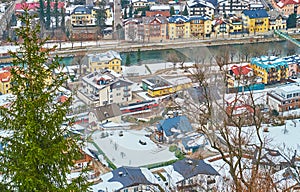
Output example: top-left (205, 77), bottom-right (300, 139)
top-left (274, 29), bottom-right (300, 47)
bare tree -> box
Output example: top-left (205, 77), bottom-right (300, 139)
top-left (127, 23), bottom-right (137, 42)
top-left (173, 48), bottom-right (286, 192)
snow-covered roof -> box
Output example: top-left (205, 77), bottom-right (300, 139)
top-left (91, 166), bottom-right (160, 191)
top-left (187, 0), bottom-right (216, 9)
top-left (88, 50), bottom-right (122, 63)
top-left (150, 4), bottom-right (170, 11)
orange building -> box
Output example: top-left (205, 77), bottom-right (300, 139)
top-left (0, 70), bottom-right (11, 95)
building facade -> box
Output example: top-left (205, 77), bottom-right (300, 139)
top-left (242, 9), bottom-right (269, 34)
top-left (142, 76), bottom-right (192, 97)
top-left (267, 84), bottom-right (300, 112)
top-left (190, 15), bottom-right (212, 38)
top-left (0, 70), bottom-right (11, 95)
top-left (168, 15), bottom-right (190, 39)
top-left (250, 56), bottom-right (288, 84)
top-left (80, 70), bottom-right (133, 106)
top-left (87, 50), bottom-right (122, 73)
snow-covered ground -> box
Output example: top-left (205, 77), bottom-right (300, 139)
top-left (263, 119), bottom-right (300, 152)
top-left (92, 129), bottom-right (176, 167)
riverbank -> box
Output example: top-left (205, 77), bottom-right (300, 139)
top-left (50, 31), bottom-right (300, 57)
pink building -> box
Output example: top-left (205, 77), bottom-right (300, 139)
top-left (282, 55), bottom-right (300, 78)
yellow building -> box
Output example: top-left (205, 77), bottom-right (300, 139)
top-left (229, 18), bottom-right (243, 34)
top-left (269, 14), bottom-right (287, 30)
top-left (0, 70), bottom-right (11, 95)
top-left (190, 16), bottom-right (212, 38)
top-left (71, 6), bottom-right (95, 26)
top-left (242, 9), bottom-right (269, 34)
top-left (87, 50), bottom-right (122, 73)
top-left (142, 76), bottom-right (192, 97)
top-left (250, 56), bottom-right (288, 84)
top-left (168, 15), bottom-right (190, 40)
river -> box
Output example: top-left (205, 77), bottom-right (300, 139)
top-left (119, 40), bottom-right (300, 65)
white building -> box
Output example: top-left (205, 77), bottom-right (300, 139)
top-left (267, 84), bottom-right (300, 113)
top-left (78, 69), bottom-right (133, 106)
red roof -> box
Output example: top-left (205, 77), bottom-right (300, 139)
top-left (277, 0), bottom-right (300, 8)
top-left (231, 65), bottom-right (251, 76)
top-left (146, 11), bottom-right (170, 17)
top-left (0, 71), bottom-right (11, 82)
top-left (15, 2), bottom-right (65, 11)
top-left (226, 104), bottom-right (254, 116)
top-left (59, 95), bottom-right (68, 103)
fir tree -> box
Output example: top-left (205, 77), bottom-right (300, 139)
top-left (129, 5), bottom-right (133, 18)
top-left (182, 5), bottom-right (188, 16)
top-left (0, 10), bottom-right (89, 191)
top-left (124, 7), bottom-right (128, 19)
top-left (54, 0), bottom-right (59, 28)
top-left (95, 0), bottom-right (107, 35)
top-left (137, 48), bottom-right (141, 64)
top-left (170, 6), bottom-right (175, 16)
top-left (39, 0), bottom-right (45, 24)
top-left (61, 7), bottom-right (65, 32)
top-left (46, 0), bottom-right (51, 30)
top-left (125, 53), bottom-right (130, 66)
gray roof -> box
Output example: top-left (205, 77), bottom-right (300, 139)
top-left (72, 6), bottom-right (92, 14)
top-left (108, 166), bottom-right (155, 190)
top-left (172, 158), bottom-right (219, 182)
top-left (110, 79), bottom-right (133, 89)
top-left (90, 103), bottom-right (122, 122)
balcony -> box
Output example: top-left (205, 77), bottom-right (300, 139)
top-left (255, 20), bottom-right (264, 25)
top-left (124, 93), bottom-right (131, 97)
top-left (123, 88), bottom-right (131, 92)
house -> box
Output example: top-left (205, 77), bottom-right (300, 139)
top-left (225, 94), bottom-right (255, 125)
top-left (142, 75), bottom-right (192, 97)
top-left (281, 55), bottom-right (300, 78)
top-left (242, 9), bottom-right (269, 34)
top-left (142, 16), bottom-right (169, 42)
top-left (124, 18), bottom-right (142, 42)
top-left (217, 0), bottom-right (249, 15)
top-left (163, 158), bottom-right (219, 191)
top-left (87, 50), bottom-right (122, 73)
top-left (0, 70), bottom-right (11, 95)
top-left (267, 83), bottom-right (300, 112)
top-left (180, 133), bottom-right (210, 154)
top-left (91, 166), bottom-right (161, 192)
top-left (168, 15), bottom-right (190, 39)
top-left (70, 147), bottom-right (109, 184)
top-left (228, 17), bottom-right (243, 35)
top-left (70, 6), bottom-right (96, 27)
top-left (268, 11), bottom-right (287, 30)
top-left (189, 15), bottom-right (212, 38)
top-left (274, 0), bottom-right (300, 16)
top-left (253, 148), bottom-right (293, 172)
top-left (88, 103), bottom-right (122, 126)
top-left (250, 56), bottom-right (288, 84)
top-left (155, 115), bottom-right (193, 142)
top-left (79, 69), bottom-right (133, 106)
top-left (272, 167), bottom-right (300, 191)
top-left (131, 0), bottom-right (148, 9)
top-left (187, 0), bottom-right (216, 17)
top-left (212, 18), bottom-right (230, 37)
top-left (226, 64), bottom-right (264, 92)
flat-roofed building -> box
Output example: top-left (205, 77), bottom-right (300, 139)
top-left (267, 84), bottom-right (300, 112)
top-left (142, 75), bottom-right (192, 97)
